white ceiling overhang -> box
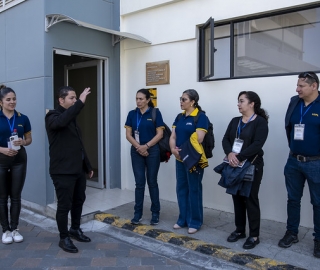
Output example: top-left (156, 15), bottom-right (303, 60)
top-left (45, 14), bottom-right (151, 46)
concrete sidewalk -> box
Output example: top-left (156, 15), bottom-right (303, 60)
top-left (96, 197), bottom-right (318, 270)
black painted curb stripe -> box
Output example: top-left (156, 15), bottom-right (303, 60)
top-left (95, 213), bottom-right (305, 270)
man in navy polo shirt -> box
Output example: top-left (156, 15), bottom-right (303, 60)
top-left (279, 71), bottom-right (320, 258)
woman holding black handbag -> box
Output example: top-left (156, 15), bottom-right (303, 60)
top-left (222, 91), bottom-right (268, 249)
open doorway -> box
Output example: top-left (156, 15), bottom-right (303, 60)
top-left (53, 53), bottom-right (106, 189)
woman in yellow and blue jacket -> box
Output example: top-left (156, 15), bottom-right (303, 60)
top-left (169, 89), bottom-right (209, 234)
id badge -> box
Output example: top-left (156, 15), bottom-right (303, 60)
top-left (232, 138), bottom-right (244, 154)
top-left (294, 124), bottom-right (305, 140)
top-left (134, 130), bottom-right (140, 143)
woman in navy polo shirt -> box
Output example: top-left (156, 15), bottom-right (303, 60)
top-left (125, 89), bottom-right (164, 225)
top-left (169, 89), bottom-right (209, 234)
top-left (0, 85), bottom-right (32, 244)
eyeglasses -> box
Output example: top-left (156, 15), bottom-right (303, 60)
top-left (299, 72), bottom-right (319, 84)
top-left (180, 97), bottom-right (189, 102)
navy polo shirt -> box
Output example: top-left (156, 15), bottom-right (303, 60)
top-left (172, 108), bottom-right (208, 147)
top-left (125, 107), bottom-right (164, 145)
top-left (289, 95), bottom-right (320, 156)
top-left (0, 110), bottom-right (31, 147)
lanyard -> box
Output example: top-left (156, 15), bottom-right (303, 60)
top-left (7, 113), bottom-right (15, 133)
top-left (300, 101), bottom-right (314, 124)
top-left (237, 113), bottom-right (255, 138)
top-left (136, 107), bottom-right (149, 130)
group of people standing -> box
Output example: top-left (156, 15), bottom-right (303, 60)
top-left (125, 71), bottom-right (320, 258)
top-left (0, 71), bottom-right (320, 258)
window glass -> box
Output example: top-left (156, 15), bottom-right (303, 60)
top-left (234, 8), bottom-right (320, 76)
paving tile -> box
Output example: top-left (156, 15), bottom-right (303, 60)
top-left (154, 266), bottom-right (181, 270)
top-left (141, 256), bottom-right (167, 265)
top-left (50, 267), bottom-right (76, 270)
top-left (91, 257), bottom-right (117, 267)
top-left (95, 243), bottom-right (119, 250)
top-left (26, 242), bottom-right (51, 250)
top-left (130, 249), bottom-right (153, 257)
top-left (116, 257), bottom-right (141, 266)
top-left (12, 258), bottom-right (42, 268)
top-left (128, 266), bottom-right (154, 270)
top-left (56, 250), bottom-right (82, 258)
top-left (0, 249), bottom-right (11, 258)
top-left (38, 258), bottom-right (70, 267)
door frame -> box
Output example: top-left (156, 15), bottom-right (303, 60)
top-left (64, 60), bottom-right (104, 188)
top-left (53, 49), bottom-right (111, 189)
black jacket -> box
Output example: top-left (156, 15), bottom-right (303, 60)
top-left (284, 95), bottom-right (300, 145)
top-left (222, 115), bottom-right (268, 163)
top-left (45, 100), bottom-right (92, 175)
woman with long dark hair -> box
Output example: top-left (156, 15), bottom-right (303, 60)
top-left (222, 91), bottom-right (268, 249)
top-left (125, 89), bottom-right (164, 225)
top-left (0, 85), bottom-right (32, 244)
top-left (169, 89), bottom-right (209, 234)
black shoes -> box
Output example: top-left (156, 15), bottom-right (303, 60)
top-left (69, 228), bottom-right (91, 242)
top-left (243, 237), bottom-right (260, 249)
top-left (59, 237), bottom-right (78, 253)
top-left (227, 231), bottom-right (246, 242)
top-left (278, 231), bottom-right (299, 248)
top-left (314, 239), bottom-right (320, 258)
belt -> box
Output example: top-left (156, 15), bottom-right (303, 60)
top-left (290, 152), bottom-right (320, 162)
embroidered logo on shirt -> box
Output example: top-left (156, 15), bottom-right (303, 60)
top-left (147, 118), bottom-right (152, 121)
top-left (18, 124), bottom-right (23, 127)
top-left (312, 113), bottom-right (319, 117)
top-left (186, 122), bottom-right (193, 125)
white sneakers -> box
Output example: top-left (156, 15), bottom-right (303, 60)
top-left (12, 230), bottom-right (23, 242)
top-left (2, 230), bottom-right (23, 244)
top-left (2, 230), bottom-right (13, 244)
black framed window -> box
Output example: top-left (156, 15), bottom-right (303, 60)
top-left (199, 17), bottom-right (215, 80)
top-left (199, 5), bottom-right (320, 81)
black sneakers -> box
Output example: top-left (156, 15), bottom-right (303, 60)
top-left (150, 215), bottom-right (159, 225)
top-left (278, 231), bottom-right (299, 248)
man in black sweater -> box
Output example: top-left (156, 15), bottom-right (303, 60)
top-left (45, 86), bottom-right (93, 253)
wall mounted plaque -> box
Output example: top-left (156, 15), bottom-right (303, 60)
top-left (146, 60), bottom-right (170, 86)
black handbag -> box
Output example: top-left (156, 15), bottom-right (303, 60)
top-left (243, 155), bottom-right (258, 182)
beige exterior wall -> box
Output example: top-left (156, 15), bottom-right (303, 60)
top-left (120, 0), bottom-right (320, 228)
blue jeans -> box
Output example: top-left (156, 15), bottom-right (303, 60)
top-left (284, 155), bottom-right (320, 240)
top-left (131, 145), bottom-right (160, 218)
top-left (175, 160), bottom-right (204, 229)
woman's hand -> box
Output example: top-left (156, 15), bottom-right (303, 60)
top-left (12, 137), bottom-right (26, 146)
top-left (136, 144), bottom-right (149, 156)
top-left (0, 147), bottom-right (18, 157)
top-left (228, 152), bottom-right (239, 167)
top-left (171, 147), bottom-right (181, 160)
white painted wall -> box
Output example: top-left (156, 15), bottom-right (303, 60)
top-left (120, 0), bottom-right (319, 228)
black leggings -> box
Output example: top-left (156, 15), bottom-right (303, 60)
top-left (0, 148), bottom-right (27, 232)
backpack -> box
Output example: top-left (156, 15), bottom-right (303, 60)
top-left (151, 108), bottom-right (172, 162)
top-left (177, 111), bottom-right (215, 158)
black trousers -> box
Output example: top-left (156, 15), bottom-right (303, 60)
top-left (51, 171), bottom-right (86, 239)
top-left (232, 164), bottom-right (263, 237)
top-left (0, 148), bottom-right (27, 232)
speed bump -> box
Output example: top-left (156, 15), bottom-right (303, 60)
top-left (95, 213), bottom-right (305, 270)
